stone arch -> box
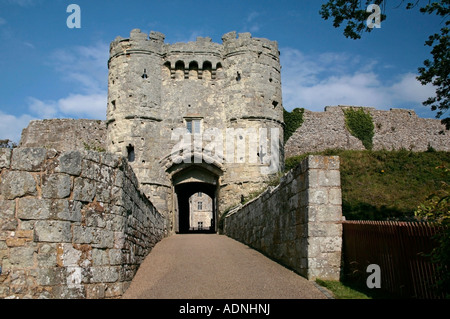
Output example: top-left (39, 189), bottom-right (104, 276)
top-left (202, 61), bottom-right (212, 80)
top-left (189, 61), bottom-right (199, 79)
top-left (162, 61), bottom-right (171, 78)
top-left (175, 60), bottom-right (185, 80)
top-left (166, 160), bottom-right (223, 233)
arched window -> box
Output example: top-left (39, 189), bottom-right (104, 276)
top-left (202, 61), bottom-right (212, 80)
top-left (175, 61), bottom-right (185, 80)
top-left (126, 144), bottom-right (135, 162)
top-left (189, 61), bottom-right (199, 79)
top-left (163, 61), bottom-right (171, 78)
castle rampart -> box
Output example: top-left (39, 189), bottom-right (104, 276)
top-left (285, 106), bottom-right (450, 158)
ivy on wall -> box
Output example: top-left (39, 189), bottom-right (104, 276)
top-left (343, 107), bottom-right (375, 150)
top-left (283, 107), bottom-right (305, 143)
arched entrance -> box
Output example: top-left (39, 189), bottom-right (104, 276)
top-left (175, 182), bottom-right (216, 233)
top-left (167, 162), bottom-right (222, 234)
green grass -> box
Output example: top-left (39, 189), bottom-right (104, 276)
top-left (315, 279), bottom-right (395, 299)
top-left (316, 279), bottom-right (371, 299)
top-left (285, 149), bottom-right (450, 221)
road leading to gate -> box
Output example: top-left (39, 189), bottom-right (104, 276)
top-left (122, 234), bottom-right (328, 299)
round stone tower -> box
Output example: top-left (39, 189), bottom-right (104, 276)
top-left (218, 32), bottom-right (284, 210)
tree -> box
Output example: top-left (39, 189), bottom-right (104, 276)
top-left (414, 165), bottom-right (450, 297)
top-left (320, 0), bottom-right (450, 129)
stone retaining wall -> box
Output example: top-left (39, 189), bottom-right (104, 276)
top-left (224, 155), bottom-right (343, 281)
top-left (0, 147), bottom-right (167, 299)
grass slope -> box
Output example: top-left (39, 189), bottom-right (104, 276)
top-left (285, 149), bottom-right (450, 220)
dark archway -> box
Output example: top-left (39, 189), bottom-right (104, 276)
top-left (175, 182), bottom-right (216, 233)
top-left (167, 162), bottom-right (222, 234)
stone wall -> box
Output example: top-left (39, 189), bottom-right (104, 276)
top-left (0, 147), bottom-right (167, 299)
top-left (19, 119), bottom-right (107, 152)
top-left (224, 155), bottom-right (343, 281)
top-left (285, 106), bottom-right (450, 158)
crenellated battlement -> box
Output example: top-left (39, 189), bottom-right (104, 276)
top-left (109, 29), bottom-right (280, 70)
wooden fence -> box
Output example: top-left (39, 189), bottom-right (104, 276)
top-left (342, 220), bottom-right (445, 298)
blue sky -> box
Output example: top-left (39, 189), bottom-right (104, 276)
top-left (0, 0), bottom-right (445, 142)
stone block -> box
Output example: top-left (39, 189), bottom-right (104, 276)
top-left (56, 151), bottom-right (82, 176)
top-left (0, 199), bottom-right (15, 216)
top-left (328, 188), bottom-right (342, 205)
top-left (42, 174), bottom-right (72, 199)
top-left (37, 243), bottom-right (57, 267)
top-left (308, 205), bottom-right (342, 222)
top-left (101, 153), bottom-right (120, 168)
top-left (11, 148), bottom-right (47, 171)
top-left (307, 188), bottom-right (328, 205)
top-left (108, 249), bottom-right (122, 265)
top-left (9, 246), bottom-right (36, 268)
top-left (81, 160), bottom-right (101, 181)
top-left (35, 221), bottom-right (72, 243)
top-left (72, 226), bottom-right (94, 244)
top-left (0, 200), bottom-right (16, 228)
top-left (307, 222), bottom-right (342, 238)
top-left (93, 230), bottom-right (114, 249)
top-left (17, 198), bottom-right (51, 220)
top-left (34, 267), bottom-right (65, 286)
top-left (86, 283), bottom-right (106, 299)
top-left (92, 248), bottom-right (108, 266)
top-left (73, 177), bottom-right (96, 202)
top-left (0, 148), bottom-right (11, 169)
top-left (57, 243), bottom-right (82, 267)
top-left (0, 171), bottom-right (37, 200)
top-left (91, 266), bottom-right (119, 283)
top-left (52, 200), bottom-right (82, 222)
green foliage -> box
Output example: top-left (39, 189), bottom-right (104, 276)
top-left (415, 165), bottom-right (450, 297)
top-left (283, 107), bottom-right (304, 143)
top-left (83, 142), bottom-right (106, 152)
top-left (0, 139), bottom-right (17, 149)
top-left (343, 107), bottom-right (374, 150)
top-left (319, 0), bottom-right (386, 39)
top-left (320, 0), bottom-right (449, 129)
top-left (285, 149), bottom-right (450, 221)
top-left (315, 279), bottom-right (371, 299)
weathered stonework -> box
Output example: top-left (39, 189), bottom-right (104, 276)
top-left (285, 106), bottom-right (450, 158)
top-left (0, 148), bottom-right (166, 299)
top-left (105, 29), bottom-right (284, 233)
top-left (224, 155), bottom-right (343, 281)
top-left (19, 119), bottom-right (106, 152)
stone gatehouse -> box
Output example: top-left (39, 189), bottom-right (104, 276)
top-left (105, 29), bottom-right (284, 234)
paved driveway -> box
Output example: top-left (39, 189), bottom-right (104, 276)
top-left (122, 234), bottom-right (328, 299)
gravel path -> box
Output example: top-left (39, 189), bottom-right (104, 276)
top-left (122, 234), bottom-right (328, 299)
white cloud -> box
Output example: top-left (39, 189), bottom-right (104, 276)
top-left (280, 47), bottom-right (435, 112)
top-left (27, 93), bottom-right (107, 120)
top-left (58, 93), bottom-right (107, 119)
top-left (0, 111), bottom-right (36, 143)
top-left (25, 41), bottom-right (109, 120)
top-left (50, 42), bottom-right (109, 95)
top-left (242, 11), bottom-right (262, 33)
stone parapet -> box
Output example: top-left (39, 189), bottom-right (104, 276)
top-left (224, 155), bottom-right (343, 280)
top-left (0, 147), bottom-right (167, 299)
